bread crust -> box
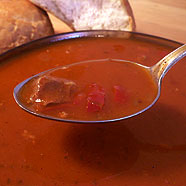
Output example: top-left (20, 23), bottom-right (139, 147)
top-left (0, 0), bottom-right (54, 54)
top-left (122, 0), bottom-right (136, 31)
top-left (29, 0), bottom-right (135, 31)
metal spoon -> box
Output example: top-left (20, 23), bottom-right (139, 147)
top-left (13, 44), bottom-right (186, 123)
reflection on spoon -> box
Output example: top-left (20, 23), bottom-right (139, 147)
top-left (13, 44), bottom-right (186, 123)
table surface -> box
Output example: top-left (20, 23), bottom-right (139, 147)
top-left (49, 0), bottom-right (186, 43)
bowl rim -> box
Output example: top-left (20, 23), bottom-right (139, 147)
top-left (0, 30), bottom-right (183, 63)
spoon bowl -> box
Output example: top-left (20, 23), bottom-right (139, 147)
top-left (13, 44), bottom-right (186, 123)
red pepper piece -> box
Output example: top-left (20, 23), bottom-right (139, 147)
top-left (86, 83), bottom-right (105, 112)
top-left (113, 85), bottom-right (128, 103)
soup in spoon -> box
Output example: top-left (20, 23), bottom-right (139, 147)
top-left (16, 59), bottom-right (158, 122)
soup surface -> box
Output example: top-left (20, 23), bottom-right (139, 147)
top-left (0, 34), bottom-right (186, 186)
top-left (18, 59), bottom-right (157, 121)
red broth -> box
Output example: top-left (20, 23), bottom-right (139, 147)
top-left (19, 59), bottom-right (157, 121)
top-left (0, 34), bottom-right (186, 186)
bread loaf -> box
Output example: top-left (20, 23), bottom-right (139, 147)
top-left (29, 0), bottom-right (135, 31)
top-left (0, 0), bottom-right (54, 54)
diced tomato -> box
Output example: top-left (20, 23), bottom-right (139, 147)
top-left (86, 83), bottom-right (105, 112)
top-left (113, 85), bottom-right (128, 103)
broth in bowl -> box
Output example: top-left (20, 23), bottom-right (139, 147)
top-left (0, 31), bottom-right (186, 185)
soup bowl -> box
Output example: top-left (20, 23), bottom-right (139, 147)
top-left (0, 30), bottom-right (186, 185)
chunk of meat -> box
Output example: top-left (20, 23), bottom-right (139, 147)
top-left (86, 83), bottom-right (105, 112)
top-left (30, 75), bottom-right (77, 107)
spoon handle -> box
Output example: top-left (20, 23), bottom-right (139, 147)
top-left (152, 44), bottom-right (186, 81)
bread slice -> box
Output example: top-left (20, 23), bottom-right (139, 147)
top-left (29, 0), bottom-right (135, 31)
top-left (0, 0), bottom-right (54, 54)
